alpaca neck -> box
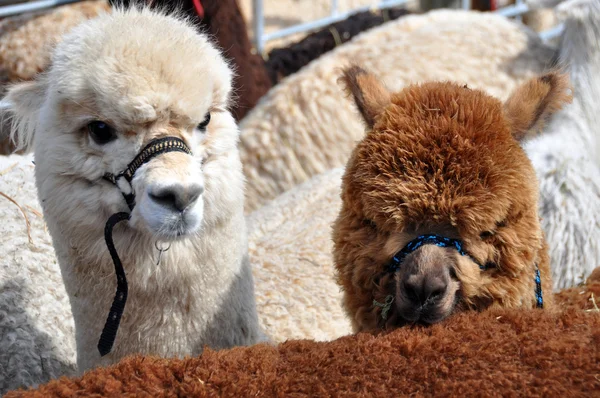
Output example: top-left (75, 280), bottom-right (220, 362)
top-left (53, 207), bottom-right (251, 372)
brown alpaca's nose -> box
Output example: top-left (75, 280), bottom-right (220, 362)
top-left (149, 183), bottom-right (204, 212)
top-left (402, 273), bottom-right (448, 305)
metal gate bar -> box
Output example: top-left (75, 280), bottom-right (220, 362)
top-left (253, 0), bottom-right (411, 54)
top-left (252, 0), bottom-right (564, 55)
top-left (0, 0), bottom-right (83, 17)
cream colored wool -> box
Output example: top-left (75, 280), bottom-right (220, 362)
top-left (247, 168), bottom-right (350, 342)
top-left (239, 9), bottom-right (556, 213)
top-left (0, 153), bottom-right (76, 394)
top-left (524, 0), bottom-right (600, 289)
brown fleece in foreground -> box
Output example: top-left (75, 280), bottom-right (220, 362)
top-left (7, 281), bottom-right (600, 397)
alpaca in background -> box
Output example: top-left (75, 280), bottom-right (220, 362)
top-left (524, 0), bottom-right (600, 289)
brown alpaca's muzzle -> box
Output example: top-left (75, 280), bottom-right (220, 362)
top-left (393, 246), bottom-right (458, 325)
top-left (377, 234), bottom-right (544, 327)
top-left (380, 234), bottom-right (488, 326)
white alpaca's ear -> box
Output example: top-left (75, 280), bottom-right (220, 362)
top-left (503, 72), bottom-right (572, 141)
top-left (339, 65), bottom-right (391, 129)
top-left (1, 79), bottom-right (48, 152)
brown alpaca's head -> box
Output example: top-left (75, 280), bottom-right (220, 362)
top-left (333, 66), bottom-right (572, 331)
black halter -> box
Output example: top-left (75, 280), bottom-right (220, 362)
top-left (97, 136), bottom-right (192, 357)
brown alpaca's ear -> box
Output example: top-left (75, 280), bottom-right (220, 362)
top-left (503, 72), bottom-right (572, 141)
top-left (339, 65), bottom-right (391, 128)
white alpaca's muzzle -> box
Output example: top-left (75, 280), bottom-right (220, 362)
top-left (98, 136), bottom-right (193, 357)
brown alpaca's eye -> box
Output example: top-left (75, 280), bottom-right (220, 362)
top-left (480, 231), bottom-right (494, 240)
top-left (197, 113), bottom-right (211, 132)
top-left (87, 121), bottom-right (117, 145)
top-left (363, 219), bottom-right (377, 229)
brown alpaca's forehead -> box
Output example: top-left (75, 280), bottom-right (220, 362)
top-left (345, 82), bottom-right (537, 234)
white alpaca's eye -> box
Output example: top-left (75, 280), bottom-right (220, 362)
top-left (197, 113), bottom-right (211, 132)
top-left (87, 121), bottom-right (117, 145)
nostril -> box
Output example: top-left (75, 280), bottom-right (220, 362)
top-left (402, 279), bottom-right (421, 303)
top-left (429, 286), bottom-right (446, 301)
top-left (186, 184), bottom-right (204, 207)
top-left (424, 278), bottom-right (448, 302)
top-left (149, 184), bottom-right (203, 212)
top-left (402, 275), bottom-right (448, 304)
top-left (149, 189), bottom-right (178, 209)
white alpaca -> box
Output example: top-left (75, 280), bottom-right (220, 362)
top-left (524, 0), bottom-right (600, 289)
top-left (2, 7), bottom-right (265, 373)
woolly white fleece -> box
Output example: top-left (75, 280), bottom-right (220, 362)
top-left (0, 153), bottom-right (76, 394)
top-left (524, 0), bottom-right (600, 289)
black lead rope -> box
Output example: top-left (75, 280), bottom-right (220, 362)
top-left (98, 211), bottom-right (131, 356)
top-left (97, 136), bottom-right (192, 357)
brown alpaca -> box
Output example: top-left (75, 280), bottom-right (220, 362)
top-left (333, 66), bottom-right (572, 332)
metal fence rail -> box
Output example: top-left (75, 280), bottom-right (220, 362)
top-left (0, 0), bottom-right (83, 17)
top-left (0, 0), bottom-right (564, 54)
top-left (252, 0), bottom-right (564, 55)
top-left (253, 0), bottom-right (411, 54)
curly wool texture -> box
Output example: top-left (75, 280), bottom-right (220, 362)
top-left (0, 154), bottom-right (76, 394)
top-left (524, 0), bottom-right (600, 289)
top-left (0, 0), bottom-right (110, 85)
top-left (6, 279), bottom-right (600, 397)
top-left (264, 7), bottom-right (411, 84)
top-left (247, 168), bottom-right (351, 342)
top-left (239, 9), bottom-right (557, 213)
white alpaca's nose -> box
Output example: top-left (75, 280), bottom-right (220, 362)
top-left (149, 183), bottom-right (204, 212)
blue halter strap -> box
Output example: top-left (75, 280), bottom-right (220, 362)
top-left (385, 234), bottom-right (543, 309)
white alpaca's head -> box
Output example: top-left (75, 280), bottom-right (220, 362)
top-left (2, 7), bottom-right (239, 242)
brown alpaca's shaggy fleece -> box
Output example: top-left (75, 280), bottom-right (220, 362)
top-left (6, 280), bottom-right (600, 397)
top-left (333, 67), bottom-right (572, 332)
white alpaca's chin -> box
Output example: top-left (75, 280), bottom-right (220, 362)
top-left (139, 196), bottom-right (204, 240)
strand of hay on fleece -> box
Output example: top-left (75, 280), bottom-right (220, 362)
top-left (238, 9), bottom-right (557, 213)
top-left (6, 277), bottom-right (600, 397)
top-left (247, 168), bottom-right (351, 342)
top-left (0, 154), bottom-right (77, 395)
